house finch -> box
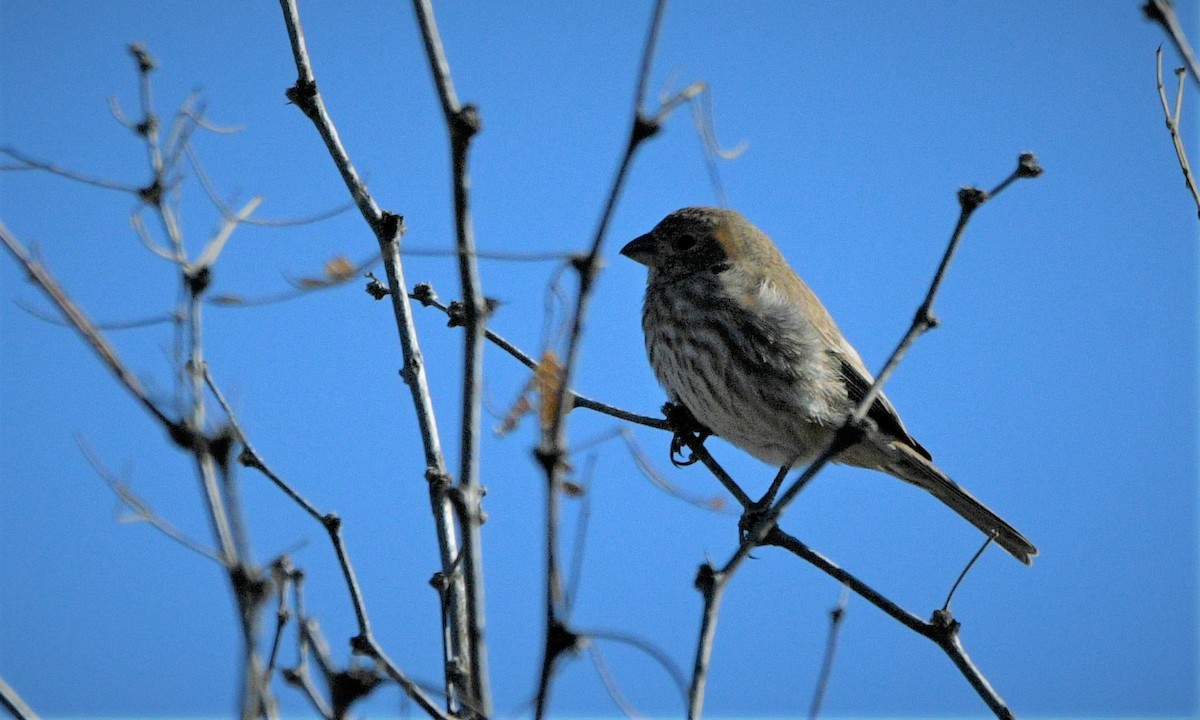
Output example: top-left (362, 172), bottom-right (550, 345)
top-left (620, 207), bottom-right (1036, 564)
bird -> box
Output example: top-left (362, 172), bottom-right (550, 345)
top-left (620, 207), bottom-right (1037, 564)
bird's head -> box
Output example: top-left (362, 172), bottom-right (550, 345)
top-left (620, 207), bottom-right (777, 283)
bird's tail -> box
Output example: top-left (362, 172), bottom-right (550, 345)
top-left (886, 443), bottom-right (1038, 565)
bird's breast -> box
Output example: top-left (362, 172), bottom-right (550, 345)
top-left (641, 274), bottom-right (846, 466)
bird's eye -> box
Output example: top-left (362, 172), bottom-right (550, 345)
top-left (675, 234), bottom-right (697, 252)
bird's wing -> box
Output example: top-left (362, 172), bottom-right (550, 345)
top-left (737, 234), bottom-right (934, 461)
top-left (836, 353), bottom-right (932, 461)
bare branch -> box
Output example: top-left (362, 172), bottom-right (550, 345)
top-left (585, 628), bottom-right (690, 705)
top-left (275, 4), bottom-right (473, 712)
top-left (532, 4), bottom-right (701, 714)
top-left (184, 141), bottom-right (355, 227)
top-left (411, 1), bottom-right (492, 712)
top-left (587, 643), bottom-right (644, 719)
top-left (14, 298), bottom-right (177, 331)
top-left (0, 675), bottom-right (39, 720)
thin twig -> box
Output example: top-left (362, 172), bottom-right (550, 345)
top-left (588, 643), bottom-right (643, 719)
top-left (808, 586), bottom-right (849, 720)
top-left (184, 141), bottom-right (355, 227)
top-left (14, 298), bottom-right (177, 331)
top-left (765, 528), bottom-right (1013, 719)
top-left (0, 222), bottom-right (177, 431)
top-left (410, 283), bottom-right (669, 430)
top-left (284, 577), bottom-right (337, 720)
top-left (687, 154), bottom-right (1042, 720)
top-left (942, 536), bottom-right (993, 613)
top-left (585, 629), bottom-right (690, 705)
top-left (563, 454), bottom-right (597, 613)
top-left (0, 146), bottom-right (142, 194)
top-left (266, 560), bottom-right (293, 674)
top-left (1156, 47), bottom-right (1200, 218)
top-left (76, 436), bottom-right (225, 564)
top-left (613, 427), bottom-right (733, 512)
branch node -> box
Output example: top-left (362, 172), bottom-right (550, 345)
top-left (452, 104), bottom-right (482, 140)
top-left (957, 186), bottom-right (989, 212)
top-left (284, 79), bottom-right (319, 120)
top-left (693, 562), bottom-right (719, 597)
top-left (446, 300), bottom-right (466, 328)
top-left (425, 467), bottom-right (452, 492)
top-left (238, 446), bottom-right (263, 470)
top-left (632, 113), bottom-right (661, 145)
top-left (365, 273), bottom-right (390, 300)
top-left (1016, 152), bottom-right (1044, 178)
top-left (930, 607), bottom-right (961, 636)
top-left (185, 265), bottom-right (212, 296)
top-left (281, 667), bottom-right (302, 687)
top-left (135, 116), bottom-right (158, 139)
top-left (167, 420), bottom-right (200, 452)
top-left (330, 666), bottom-right (384, 714)
top-left (411, 282), bottom-right (438, 307)
top-left (915, 302), bottom-right (939, 332)
top-left (230, 564), bottom-right (271, 609)
top-left (1142, 0), bottom-right (1166, 25)
top-left (399, 353), bottom-right (422, 386)
top-left (128, 43), bottom-right (157, 73)
top-left (429, 570), bottom-right (449, 594)
top-left (321, 512), bottom-right (342, 534)
top-left (534, 445), bottom-right (565, 475)
top-left (547, 618), bottom-right (584, 660)
top-left (138, 179), bottom-right (163, 205)
top-left (379, 210), bottom-right (406, 242)
top-left (349, 633), bottom-right (373, 657)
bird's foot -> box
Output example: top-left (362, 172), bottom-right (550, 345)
top-left (662, 402), bottom-right (711, 468)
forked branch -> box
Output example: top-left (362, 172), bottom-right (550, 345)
top-left (1156, 47), bottom-right (1200, 218)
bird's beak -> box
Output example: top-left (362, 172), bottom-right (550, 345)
top-left (619, 233), bottom-right (655, 266)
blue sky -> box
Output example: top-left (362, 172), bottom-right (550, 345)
top-left (1, 2), bottom-right (1197, 718)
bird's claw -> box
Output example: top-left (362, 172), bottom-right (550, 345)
top-left (663, 402), bottom-right (711, 468)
